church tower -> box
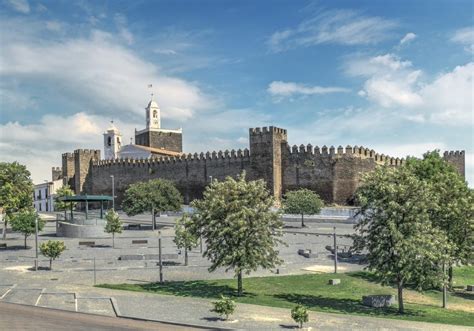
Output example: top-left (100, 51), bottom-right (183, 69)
top-left (135, 93), bottom-right (183, 153)
top-left (103, 121), bottom-right (122, 159)
top-left (146, 94), bottom-right (161, 129)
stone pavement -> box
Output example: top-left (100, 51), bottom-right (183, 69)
top-left (1, 217), bottom-right (472, 330)
top-left (0, 282), bottom-right (471, 330)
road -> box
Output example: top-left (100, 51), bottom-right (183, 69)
top-left (0, 302), bottom-right (208, 331)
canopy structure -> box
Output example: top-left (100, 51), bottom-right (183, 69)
top-left (58, 195), bottom-right (113, 220)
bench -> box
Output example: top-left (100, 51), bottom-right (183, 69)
top-left (0, 243), bottom-right (6, 249)
top-left (328, 279), bottom-right (341, 285)
top-left (132, 240), bottom-right (148, 245)
top-left (78, 241), bottom-right (95, 247)
top-left (467, 285), bottom-right (474, 292)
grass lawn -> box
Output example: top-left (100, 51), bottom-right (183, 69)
top-left (97, 266), bottom-right (474, 326)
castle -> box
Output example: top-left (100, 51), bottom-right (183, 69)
top-left (56, 96), bottom-right (466, 207)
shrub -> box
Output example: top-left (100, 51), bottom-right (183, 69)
top-left (211, 295), bottom-right (236, 320)
top-left (291, 304), bottom-right (309, 329)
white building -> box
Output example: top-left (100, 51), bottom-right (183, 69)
top-left (33, 179), bottom-right (63, 212)
top-left (103, 121), bottom-right (122, 160)
top-left (103, 94), bottom-right (183, 160)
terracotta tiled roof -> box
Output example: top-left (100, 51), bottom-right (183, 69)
top-left (133, 144), bottom-right (182, 157)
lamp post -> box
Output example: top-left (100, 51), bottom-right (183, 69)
top-left (110, 175), bottom-right (115, 210)
top-left (34, 215), bottom-right (38, 271)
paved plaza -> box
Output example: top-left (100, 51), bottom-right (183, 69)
top-left (0, 215), bottom-right (469, 330)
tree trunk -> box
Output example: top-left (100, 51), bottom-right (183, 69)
top-left (64, 210), bottom-right (67, 221)
top-left (49, 258), bottom-right (52, 271)
top-left (112, 233), bottom-right (115, 248)
top-left (152, 207), bottom-right (155, 231)
top-left (2, 218), bottom-right (7, 240)
top-left (397, 279), bottom-right (404, 314)
top-left (184, 247), bottom-right (188, 266)
top-left (237, 270), bottom-right (243, 296)
top-left (24, 234), bottom-right (27, 249)
top-left (299, 320), bottom-right (303, 329)
top-left (301, 214), bottom-right (305, 227)
top-left (448, 265), bottom-right (453, 289)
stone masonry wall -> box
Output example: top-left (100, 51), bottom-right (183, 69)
top-left (62, 126), bottom-right (466, 207)
top-left (74, 149), bottom-right (101, 194)
top-left (135, 130), bottom-right (183, 152)
top-left (89, 150), bottom-right (251, 205)
top-left (61, 153), bottom-right (75, 190)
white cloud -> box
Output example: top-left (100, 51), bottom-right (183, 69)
top-left (45, 20), bottom-right (62, 32)
top-left (346, 54), bottom-right (473, 125)
top-left (0, 112), bottom-right (134, 183)
top-left (267, 81), bottom-right (350, 100)
top-left (114, 13), bottom-right (133, 45)
top-left (267, 9), bottom-right (397, 52)
top-left (347, 54), bottom-right (423, 108)
top-left (0, 27), bottom-right (215, 121)
top-left (420, 63), bottom-right (474, 124)
top-left (5, 0), bottom-right (30, 14)
top-left (451, 27), bottom-right (474, 53)
top-left (399, 32), bottom-right (416, 45)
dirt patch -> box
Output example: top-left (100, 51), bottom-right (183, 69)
top-left (4, 265), bottom-right (31, 273)
top-left (302, 265), bottom-right (348, 273)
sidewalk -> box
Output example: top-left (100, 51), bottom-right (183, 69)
top-left (41, 283), bottom-right (474, 330)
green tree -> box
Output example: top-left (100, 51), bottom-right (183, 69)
top-left (405, 151), bottom-right (474, 287)
top-left (122, 179), bottom-right (183, 231)
top-left (174, 214), bottom-right (199, 266)
top-left (190, 172), bottom-right (284, 296)
top-left (0, 162), bottom-right (34, 240)
top-left (354, 165), bottom-right (451, 314)
top-left (211, 295), bottom-right (236, 320)
top-left (283, 188), bottom-right (324, 227)
top-left (40, 240), bottom-right (66, 270)
top-left (104, 209), bottom-right (123, 248)
top-left (54, 185), bottom-right (75, 220)
top-left (10, 209), bottom-right (45, 249)
top-left (291, 304), bottom-right (309, 329)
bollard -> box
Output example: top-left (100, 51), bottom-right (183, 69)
top-left (333, 227), bottom-right (338, 274)
top-left (159, 237), bottom-right (163, 283)
top-left (93, 257), bottom-right (96, 285)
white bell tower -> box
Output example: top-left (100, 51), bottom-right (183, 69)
top-left (103, 121), bottom-right (122, 160)
top-left (146, 93), bottom-right (161, 129)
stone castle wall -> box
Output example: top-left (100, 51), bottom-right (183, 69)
top-left (63, 126), bottom-right (466, 207)
top-left (135, 130), bottom-right (183, 152)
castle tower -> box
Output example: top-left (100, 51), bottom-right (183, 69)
top-left (103, 121), bottom-right (122, 160)
top-left (146, 95), bottom-right (161, 129)
top-left (135, 94), bottom-right (183, 153)
top-left (249, 127), bottom-right (288, 202)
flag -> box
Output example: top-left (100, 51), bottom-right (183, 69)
top-left (148, 84), bottom-right (153, 88)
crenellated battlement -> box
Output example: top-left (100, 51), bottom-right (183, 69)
top-left (287, 144), bottom-right (404, 165)
top-left (249, 126), bottom-right (287, 135)
top-left (443, 150), bottom-right (465, 157)
top-left (93, 148), bottom-right (252, 168)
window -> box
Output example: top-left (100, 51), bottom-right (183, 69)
top-left (46, 202), bottom-right (49, 212)
top-left (153, 109), bottom-right (157, 118)
top-left (45, 188), bottom-right (48, 198)
top-left (107, 136), bottom-right (112, 146)
top-left (38, 190), bottom-right (42, 200)
top-left (39, 204), bottom-right (42, 211)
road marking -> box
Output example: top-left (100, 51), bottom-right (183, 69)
top-left (0, 284), bottom-right (17, 300)
top-left (35, 288), bottom-right (45, 306)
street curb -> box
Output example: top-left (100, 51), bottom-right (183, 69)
top-left (0, 299), bottom-right (234, 330)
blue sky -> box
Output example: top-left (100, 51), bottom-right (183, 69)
top-left (0, 0), bottom-right (473, 185)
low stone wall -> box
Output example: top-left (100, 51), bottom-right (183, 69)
top-left (56, 221), bottom-right (107, 238)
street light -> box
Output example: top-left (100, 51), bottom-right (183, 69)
top-left (110, 175), bottom-right (115, 210)
top-left (34, 215), bottom-right (38, 271)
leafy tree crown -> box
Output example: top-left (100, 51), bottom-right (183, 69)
top-left (190, 172), bottom-right (285, 276)
top-left (283, 188), bottom-right (323, 215)
top-left (122, 179), bottom-right (183, 216)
